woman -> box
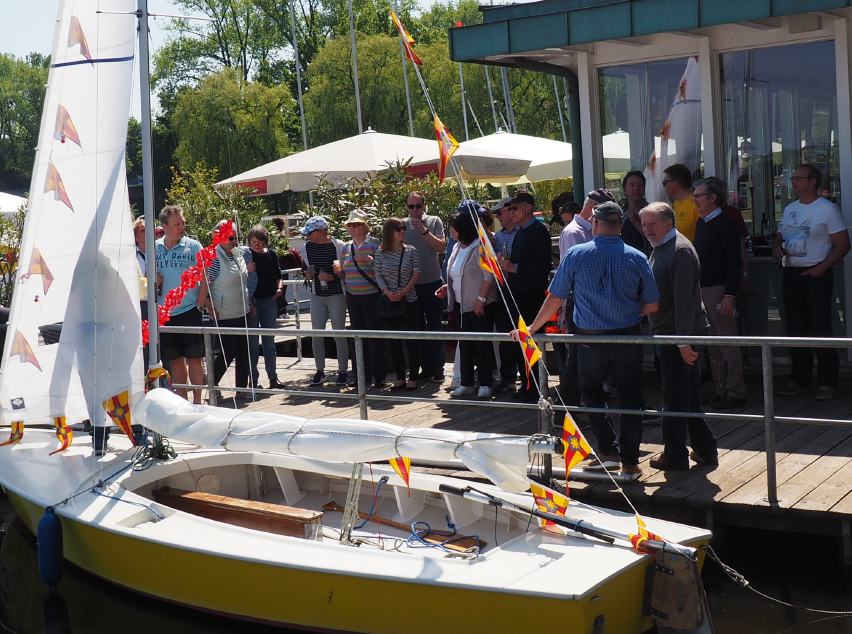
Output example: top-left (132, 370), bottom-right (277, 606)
top-left (204, 220), bottom-right (254, 400)
top-left (247, 224), bottom-right (284, 390)
top-left (333, 209), bottom-right (386, 389)
top-left (297, 216), bottom-right (349, 387)
top-left (436, 210), bottom-right (498, 399)
top-left (375, 218), bottom-right (421, 390)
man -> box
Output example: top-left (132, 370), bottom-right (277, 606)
top-left (559, 188), bottom-right (612, 259)
top-left (663, 164), bottom-right (700, 242)
top-left (405, 190), bottom-right (447, 382)
top-left (497, 191), bottom-right (552, 401)
top-left (492, 197), bottom-right (519, 392)
top-left (641, 202), bottom-right (718, 470)
top-left (521, 201), bottom-right (660, 477)
top-left (692, 177), bottom-right (745, 409)
top-left (772, 164), bottom-right (851, 400)
top-left (155, 205), bottom-right (209, 403)
top-left (620, 171), bottom-right (651, 256)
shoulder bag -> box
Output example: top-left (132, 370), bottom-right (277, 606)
top-left (376, 249), bottom-right (408, 321)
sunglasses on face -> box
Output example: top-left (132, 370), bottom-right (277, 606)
top-left (407, 203), bottom-right (423, 209)
top-left (509, 205), bottom-right (521, 211)
top-left (227, 235), bottom-right (237, 241)
top-left (395, 226), bottom-right (406, 233)
top-left (661, 179), bottom-right (674, 186)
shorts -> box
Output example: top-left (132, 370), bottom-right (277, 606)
top-left (160, 307), bottom-right (205, 362)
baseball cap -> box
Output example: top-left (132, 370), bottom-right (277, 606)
top-left (489, 197), bottom-right (512, 212)
top-left (299, 216), bottom-right (329, 235)
top-left (456, 200), bottom-right (487, 217)
top-left (587, 188), bottom-right (615, 205)
top-left (592, 201), bottom-right (625, 223)
top-left (509, 191), bottom-right (535, 207)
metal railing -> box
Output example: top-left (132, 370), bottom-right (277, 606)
top-left (160, 323), bottom-right (852, 503)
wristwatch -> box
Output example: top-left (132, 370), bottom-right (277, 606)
top-left (421, 228), bottom-right (429, 236)
top-left (477, 295), bottom-right (487, 303)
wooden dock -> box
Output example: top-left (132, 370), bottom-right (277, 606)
top-left (215, 353), bottom-right (852, 558)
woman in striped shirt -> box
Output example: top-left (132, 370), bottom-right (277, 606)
top-left (333, 210), bottom-right (386, 388)
top-left (375, 218), bottom-right (421, 390)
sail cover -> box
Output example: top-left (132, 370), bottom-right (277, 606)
top-left (136, 389), bottom-right (557, 493)
top-left (0, 0), bottom-right (143, 425)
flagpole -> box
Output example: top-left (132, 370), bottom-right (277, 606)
top-left (347, 0), bottom-right (363, 134)
top-left (289, 0), bottom-right (313, 205)
top-left (553, 75), bottom-right (567, 143)
top-left (500, 67), bottom-right (515, 133)
top-left (458, 62), bottom-right (469, 142)
top-left (397, 29), bottom-right (414, 136)
top-left (466, 98), bottom-right (484, 137)
top-left (485, 66), bottom-right (498, 132)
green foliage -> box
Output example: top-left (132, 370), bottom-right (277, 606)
top-left (171, 68), bottom-right (296, 179)
top-left (307, 159), bottom-right (488, 241)
top-left (0, 54), bottom-right (49, 192)
top-left (0, 203), bottom-right (26, 307)
top-left (164, 162), bottom-right (269, 244)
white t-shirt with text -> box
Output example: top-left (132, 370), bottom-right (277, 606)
top-left (779, 197), bottom-right (847, 268)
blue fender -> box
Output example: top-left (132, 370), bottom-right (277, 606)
top-left (37, 507), bottom-right (63, 591)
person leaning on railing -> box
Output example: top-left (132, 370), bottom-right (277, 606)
top-left (375, 218), bottom-right (421, 390)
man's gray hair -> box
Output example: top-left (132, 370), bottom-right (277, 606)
top-left (583, 197), bottom-right (594, 210)
top-left (694, 177), bottom-right (727, 208)
top-left (639, 201), bottom-right (676, 226)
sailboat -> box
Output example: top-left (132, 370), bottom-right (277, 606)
top-left (0, 2), bottom-right (715, 633)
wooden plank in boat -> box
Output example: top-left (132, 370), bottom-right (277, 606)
top-left (154, 487), bottom-right (323, 539)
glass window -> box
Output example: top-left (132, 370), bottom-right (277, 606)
top-left (599, 58), bottom-right (703, 200)
top-left (720, 41), bottom-right (840, 237)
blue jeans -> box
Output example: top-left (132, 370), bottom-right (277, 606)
top-left (249, 297), bottom-right (279, 384)
top-left (577, 339), bottom-right (644, 466)
top-left (656, 343), bottom-right (717, 465)
top-left (415, 280), bottom-right (445, 376)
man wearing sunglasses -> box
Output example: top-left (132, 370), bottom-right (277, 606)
top-left (405, 190), bottom-right (447, 382)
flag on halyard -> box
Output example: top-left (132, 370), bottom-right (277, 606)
top-left (10, 330), bottom-right (42, 372)
top-left (517, 316), bottom-right (541, 370)
top-left (529, 482), bottom-right (570, 533)
top-left (390, 456), bottom-right (411, 489)
top-left (474, 218), bottom-right (505, 285)
top-left (103, 391), bottom-right (135, 446)
top-left (50, 416), bottom-right (72, 455)
top-left (629, 514), bottom-right (666, 554)
top-left (0, 421), bottom-right (24, 447)
top-left (562, 413), bottom-right (592, 472)
top-left (433, 114), bottom-right (459, 183)
top-left (390, 9), bottom-right (422, 66)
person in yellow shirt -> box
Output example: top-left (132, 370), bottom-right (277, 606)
top-left (663, 164), bottom-right (700, 242)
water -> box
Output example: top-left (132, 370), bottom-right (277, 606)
top-left (2, 497), bottom-right (852, 634)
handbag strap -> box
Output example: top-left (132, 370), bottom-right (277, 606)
top-left (396, 248), bottom-right (407, 291)
top-left (351, 244), bottom-right (379, 289)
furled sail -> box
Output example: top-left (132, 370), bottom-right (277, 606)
top-left (0, 0), bottom-right (143, 425)
top-left (135, 389), bottom-right (561, 493)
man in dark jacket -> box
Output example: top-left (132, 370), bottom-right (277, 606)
top-left (641, 201), bottom-right (718, 471)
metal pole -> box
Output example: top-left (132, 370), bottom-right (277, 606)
top-left (500, 67), bottom-right (516, 133)
top-left (485, 66), bottom-right (499, 132)
top-left (347, 0), bottom-right (363, 134)
top-left (458, 62), bottom-right (469, 141)
top-left (762, 343), bottom-right (777, 503)
top-left (288, 0), bottom-right (313, 206)
top-left (467, 98), bottom-right (484, 137)
top-left (553, 75), bottom-right (567, 143)
top-left (294, 282), bottom-right (302, 361)
top-left (204, 330), bottom-right (217, 406)
top-left (538, 354), bottom-right (552, 481)
top-left (355, 337), bottom-right (368, 420)
top-left (397, 31), bottom-right (414, 137)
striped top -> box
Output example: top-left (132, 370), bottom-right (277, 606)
top-left (207, 246), bottom-right (256, 296)
top-left (375, 245), bottom-right (421, 303)
top-left (341, 236), bottom-right (380, 296)
top-left (304, 241), bottom-right (343, 296)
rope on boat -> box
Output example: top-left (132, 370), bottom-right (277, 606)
top-left (703, 544), bottom-right (852, 616)
top-left (406, 519), bottom-right (481, 559)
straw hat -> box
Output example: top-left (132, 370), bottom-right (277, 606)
top-left (345, 209), bottom-right (370, 226)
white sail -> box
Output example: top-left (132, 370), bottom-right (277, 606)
top-left (135, 389), bottom-right (560, 493)
top-left (0, 0), bottom-right (143, 425)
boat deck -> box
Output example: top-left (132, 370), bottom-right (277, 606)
top-left (216, 355), bottom-right (852, 556)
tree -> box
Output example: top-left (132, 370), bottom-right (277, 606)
top-left (171, 68), bottom-right (296, 179)
top-left (0, 53), bottom-right (49, 192)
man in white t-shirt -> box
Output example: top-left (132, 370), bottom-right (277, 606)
top-left (772, 164), bottom-right (850, 400)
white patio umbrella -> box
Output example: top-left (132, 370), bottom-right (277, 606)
top-left (454, 130), bottom-right (572, 185)
top-left (0, 192), bottom-right (26, 219)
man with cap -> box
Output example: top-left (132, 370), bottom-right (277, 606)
top-left (497, 191), bottom-right (552, 401)
top-left (490, 197), bottom-right (520, 392)
top-left (518, 201), bottom-right (660, 477)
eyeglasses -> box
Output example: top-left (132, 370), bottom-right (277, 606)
top-left (692, 192), bottom-right (709, 198)
top-left (407, 203), bottom-right (423, 209)
top-left (395, 226), bottom-right (406, 233)
top-left (227, 235), bottom-right (237, 241)
top-left (509, 205), bottom-right (522, 211)
top-left (661, 179), bottom-right (674, 186)
top-left (789, 176), bottom-right (809, 181)
top-left (346, 223), bottom-right (362, 228)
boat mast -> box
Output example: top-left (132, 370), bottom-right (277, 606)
top-left (138, 0), bottom-right (160, 376)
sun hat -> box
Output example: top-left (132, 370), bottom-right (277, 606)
top-left (299, 216), bottom-right (329, 235)
top-left (345, 209), bottom-right (370, 226)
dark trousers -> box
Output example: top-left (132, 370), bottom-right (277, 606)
top-left (656, 343), bottom-right (717, 464)
top-left (456, 303), bottom-right (496, 387)
top-left (558, 298), bottom-right (580, 406)
top-left (213, 314), bottom-right (251, 388)
top-left (577, 339), bottom-right (644, 465)
top-left (415, 280), bottom-right (445, 376)
top-left (346, 291), bottom-right (386, 383)
top-left (494, 300), bottom-right (519, 385)
top-left (783, 267), bottom-right (839, 389)
top-left (381, 301), bottom-right (421, 382)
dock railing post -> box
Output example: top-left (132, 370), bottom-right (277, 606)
top-left (204, 329), bottom-right (217, 406)
top-left (538, 352), bottom-right (552, 481)
top-left (294, 282), bottom-right (303, 361)
top-left (355, 337), bottom-right (368, 420)
top-left (762, 343), bottom-right (778, 503)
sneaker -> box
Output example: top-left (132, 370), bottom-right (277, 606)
top-left (448, 380), bottom-right (461, 390)
top-left (621, 463), bottom-right (642, 479)
top-left (649, 454), bottom-right (689, 471)
top-left (816, 385), bottom-right (836, 401)
top-left (335, 372), bottom-right (349, 386)
top-left (268, 378), bottom-right (286, 390)
top-left (477, 386), bottom-right (493, 399)
top-left (580, 452), bottom-right (620, 471)
top-left (310, 371), bottom-right (326, 386)
top-left (451, 386), bottom-right (476, 397)
top-left (689, 450), bottom-right (719, 467)
top-left (776, 381), bottom-right (808, 396)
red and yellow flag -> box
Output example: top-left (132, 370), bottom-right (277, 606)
top-left (562, 413), bottom-right (592, 472)
top-left (0, 422), bottom-right (24, 447)
top-left (54, 104), bottom-right (81, 147)
top-left (629, 514), bottom-right (666, 554)
top-left (433, 114), bottom-right (459, 183)
top-left (45, 162), bottom-right (74, 211)
top-left (67, 15), bottom-right (92, 60)
top-left (103, 391), bottom-right (135, 446)
top-left (20, 248), bottom-right (54, 295)
top-left (390, 9), bottom-right (422, 66)
top-left (10, 331), bottom-right (42, 372)
top-left (50, 416), bottom-right (72, 455)
top-left (530, 482), bottom-right (570, 533)
top-left (390, 456), bottom-right (411, 487)
top-left (474, 218), bottom-right (505, 286)
top-left (517, 316), bottom-right (541, 370)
